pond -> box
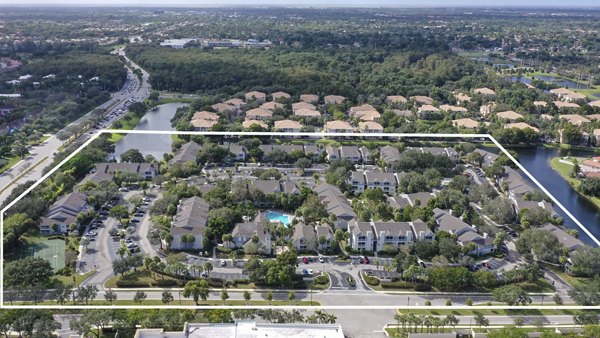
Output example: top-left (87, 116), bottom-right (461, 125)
top-left (111, 102), bottom-right (187, 161)
top-left (504, 75), bottom-right (591, 89)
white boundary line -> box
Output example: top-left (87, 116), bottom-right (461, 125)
top-left (2, 130), bottom-right (599, 310)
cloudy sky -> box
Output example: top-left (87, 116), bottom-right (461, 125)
top-left (2, 0), bottom-right (599, 7)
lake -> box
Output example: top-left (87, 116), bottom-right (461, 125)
top-left (505, 75), bottom-right (591, 89)
top-left (112, 102), bottom-right (187, 161)
top-left (515, 147), bottom-right (600, 245)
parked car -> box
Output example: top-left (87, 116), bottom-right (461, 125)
top-left (303, 257), bottom-right (309, 264)
top-left (131, 219), bottom-right (140, 223)
top-left (364, 256), bottom-right (370, 264)
top-left (359, 257), bottom-right (364, 264)
top-left (302, 269), bottom-right (309, 275)
top-left (318, 256), bottom-right (325, 263)
top-left (220, 260), bottom-right (226, 267)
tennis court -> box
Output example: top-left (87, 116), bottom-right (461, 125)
top-left (23, 238), bottom-right (66, 272)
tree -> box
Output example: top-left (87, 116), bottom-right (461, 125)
top-left (128, 101), bottom-right (148, 117)
top-left (4, 257), bottom-right (53, 290)
top-left (493, 285), bottom-right (531, 305)
top-left (133, 290), bottom-right (147, 304)
top-left (162, 290), bottom-right (174, 305)
top-left (573, 312), bottom-right (600, 326)
top-left (266, 291), bottom-right (273, 304)
top-left (426, 267), bottom-right (472, 291)
top-left (243, 290), bottom-right (251, 305)
top-left (288, 291), bottom-right (296, 304)
top-left (487, 326), bottom-right (528, 338)
top-left (104, 289), bottom-right (117, 305)
top-left (183, 280), bottom-right (210, 305)
top-left (568, 277), bottom-right (600, 305)
top-left (569, 246), bottom-right (600, 277)
top-left (204, 262), bottom-right (213, 277)
top-left (51, 284), bottom-right (72, 306)
top-left (482, 197), bottom-right (515, 224)
top-left (109, 205), bottom-right (129, 221)
top-left (70, 310), bottom-right (113, 338)
top-left (221, 288), bottom-right (230, 305)
top-left (473, 270), bottom-right (499, 289)
top-left (473, 312), bottom-right (489, 328)
top-left (120, 148), bottom-right (145, 163)
top-left (301, 194), bottom-right (327, 224)
top-left (516, 229), bottom-right (563, 263)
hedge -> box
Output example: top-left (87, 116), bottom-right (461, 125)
top-left (380, 281), bottom-right (415, 289)
top-left (116, 279), bottom-right (149, 287)
top-left (314, 275), bottom-right (329, 285)
top-left (154, 279), bottom-right (182, 287)
top-left (363, 274), bottom-right (380, 286)
top-left (415, 284), bottom-right (432, 291)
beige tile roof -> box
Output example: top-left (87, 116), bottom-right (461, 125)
top-left (439, 104), bottom-right (468, 112)
top-left (294, 108), bottom-right (321, 117)
top-left (418, 104), bottom-right (440, 113)
top-left (300, 94), bottom-right (319, 103)
top-left (496, 110), bottom-right (524, 120)
top-left (590, 100), bottom-right (600, 108)
top-left (474, 87), bottom-right (496, 96)
top-left (452, 118), bottom-right (479, 129)
top-left (271, 91), bottom-right (291, 100)
top-left (325, 120), bottom-right (353, 132)
top-left (587, 114), bottom-right (600, 121)
top-left (192, 111), bottom-right (219, 121)
top-left (560, 114), bottom-right (591, 126)
top-left (224, 98), bottom-right (245, 107)
top-left (455, 93), bottom-right (472, 103)
top-left (540, 114), bottom-right (554, 120)
top-left (410, 95), bottom-right (434, 105)
top-left (386, 95), bottom-right (407, 104)
top-left (274, 119), bottom-right (303, 130)
top-left (357, 110), bottom-right (381, 121)
top-left (554, 101), bottom-right (580, 109)
top-left (260, 101), bottom-right (284, 110)
top-left (191, 118), bottom-right (218, 129)
top-left (211, 103), bottom-right (235, 113)
top-left (534, 101), bottom-right (548, 107)
top-left (349, 104), bottom-right (377, 114)
top-left (244, 91), bottom-right (266, 100)
top-left (324, 95), bottom-right (345, 104)
top-left (505, 122), bottom-right (539, 132)
top-left (358, 121), bottom-right (383, 132)
top-left (246, 108), bottom-right (273, 119)
top-left (292, 101), bottom-right (316, 112)
top-left (242, 120), bottom-right (268, 129)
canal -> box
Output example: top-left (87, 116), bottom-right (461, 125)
top-left (112, 102), bottom-right (187, 160)
top-left (515, 147), bottom-right (600, 245)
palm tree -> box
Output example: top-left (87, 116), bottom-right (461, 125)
top-left (204, 262), bottom-right (213, 277)
top-left (407, 313), bottom-right (418, 333)
top-left (445, 314), bottom-right (459, 330)
top-left (394, 313), bottom-right (402, 334)
top-left (424, 315), bottom-right (433, 333)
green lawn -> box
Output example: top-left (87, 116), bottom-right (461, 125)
top-left (0, 155), bottom-right (21, 173)
top-left (105, 270), bottom-right (182, 288)
top-left (27, 134), bottom-right (51, 146)
top-left (108, 112), bottom-right (142, 142)
top-left (550, 157), bottom-right (600, 209)
top-left (397, 308), bottom-right (584, 316)
top-left (52, 271), bottom-right (95, 288)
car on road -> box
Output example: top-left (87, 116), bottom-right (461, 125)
top-left (359, 257), bottom-right (364, 264)
top-left (131, 219), bottom-right (140, 223)
top-left (318, 256), bottom-right (325, 263)
top-left (302, 269), bottom-right (309, 275)
top-left (134, 212), bottom-right (144, 217)
top-left (363, 256), bottom-right (370, 264)
top-left (303, 257), bottom-right (309, 264)
top-left (220, 260), bottom-right (226, 267)
top-left (85, 231), bottom-right (97, 237)
top-left (118, 187), bottom-right (129, 192)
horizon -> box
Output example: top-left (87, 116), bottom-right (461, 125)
top-left (1, 0), bottom-right (600, 8)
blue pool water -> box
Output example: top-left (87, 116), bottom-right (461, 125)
top-left (266, 211), bottom-right (291, 225)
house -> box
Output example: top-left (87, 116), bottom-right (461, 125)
top-left (259, 144), bottom-right (305, 159)
top-left (324, 120), bottom-right (353, 133)
top-left (300, 94), bottom-right (319, 103)
top-left (40, 192), bottom-right (88, 234)
top-left (348, 171), bottom-right (367, 193)
top-left (170, 142), bottom-right (202, 165)
top-left (349, 104), bottom-right (376, 115)
top-left (588, 114), bottom-right (600, 121)
top-left (93, 162), bottom-right (158, 180)
top-left (581, 158), bottom-right (600, 173)
top-left (394, 110), bottom-right (414, 118)
top-left (550, 88), bottom-right (586, 102)
top-left (292, 102), bottom-right (316, 113)
top-left (170, 197), bottom-right (208, 250)
top-left (224, 98), bottom-right (246, 109)
top-left (315, 225), bottom-right (334, 250)
top-left (590, 100), bottom-right (600, 108)
top-left (479, 103), bottom-right (496, 117)
top-left (273, 119), bottom-right (303, 133)
top-left (244, 91), bottom-right (266, 102)
top-left (417, 105), bottom-right (440, 117)
top-left (410, 96), bottom-right (434, 105)
top-left (356, 110), bottom-right (381, 122)
top-left (496, 110), bottom-right (523, 122)
top-left (433, 208), bottom-right (474, 236)
top-left (541, 224), bottom-right (584, 252)
top-left (359, 146), bottom-right (373, 164)
top-left (251, 180), bottom-right (283, 195)
top-left (457, 231), bottom-right (495, 256)
top-left (512, 195), bottom-right (558, 218)
top-left (499, 167), bottom-right (535, 197)
top-left (534, 101), bottom-right (548, 108)
top-left (303, 144), bottom-right (323, 160)
top-left (386, 95), bottom-right (407, 104)
top-left (540, 114), bottom-right (554, 121)
top-left (505, 122), bottom-right (539, 133)
top-left (242, 119), bottom-right (268, 129)
top-left (554, 101), bottom-right (580, 109)
top-left (245, 108), bottom-right (273, 120)
top-left (365, 171), bottom-right (398, 194)
top-left (324, 95), bottom-right (345, 105)
top-left (439, 105), bottom-right (467, 113)
top-left (474, 87), bottom-right (496, 97)
top-left (405, 192), bottom-right (436, 206)
top-left (271, 91), bottom-right (291, 101)
top-left (380, 145), bottom-right (401, 164)
top-left (315, 183), bottom-right (357, 228)
top-left (261, 101), bottom-right (284, 110)
top-left (560, 114), bottom-right (590, 126)
top-left (411, 219), bottom-right (435, 242)
top-left (348, 220), bottom-right (375, 251)
top-left (455, 93), bottom-right (472, 104)
top-left (192, 111), bottom-right (219, 121)
top-left (452, 118), bottom-right (479, 129)
top-left (387, 195), bottom-right (411, 210)
top-left (325, 145), bottom-right (339, 161)
top-left (594, 129), bottom-right (600, 143)
top-left (191, 118), bottom-right (217, 131)
top-left (230, 221), bottom-right (272, 255)
top-left (418, 147), bottom-right (460, 162)
top-left (295, 108), bottom-right (321, 118)
top-left (473, 149), bottom-right (499, 168)
top-left (339, 146), bottom-right (362, 163)
top-left (372, 221), bottom-right (415, 251)
top-left (292, 223), bottom-right (317, 251)
top-left (211, 103), bottom-right (235, 113)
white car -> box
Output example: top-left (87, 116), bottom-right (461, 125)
top-left (318, 256), bottom-right (325, 263)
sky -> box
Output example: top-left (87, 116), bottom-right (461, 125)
top-left (2, 0), bottom-right (599, 7)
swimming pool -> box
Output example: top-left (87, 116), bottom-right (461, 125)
top-left (265, 211), bottom-right (292, 226)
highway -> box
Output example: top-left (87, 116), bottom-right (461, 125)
top-left (0, 49), bottom-right (150, 206)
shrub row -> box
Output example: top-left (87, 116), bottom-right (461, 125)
top-left (314, 275), bottom-right (329, 285)
top-left (363, 274), bottom-right (380, 286)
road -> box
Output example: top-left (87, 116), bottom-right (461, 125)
top-left (0, 48), bottom-right (150, 206)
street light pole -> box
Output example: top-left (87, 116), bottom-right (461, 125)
top-left (407, 296), bottom-right (410, 306)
